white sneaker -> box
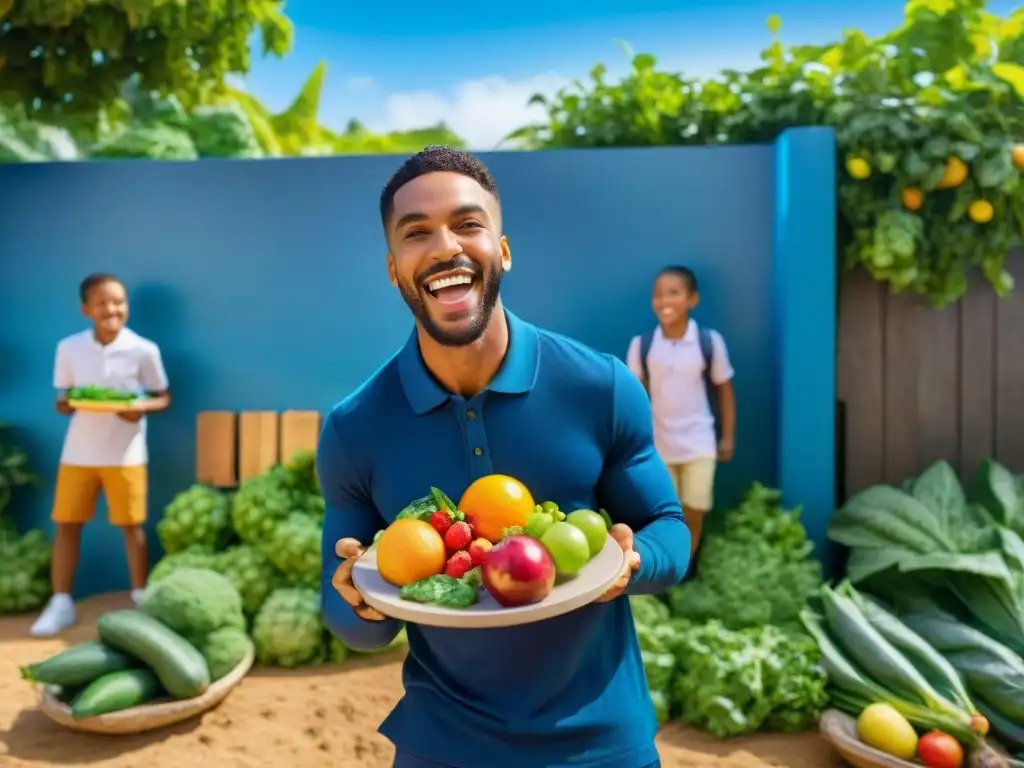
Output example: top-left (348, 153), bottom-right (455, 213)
top-left (30, 594), bottom-right (76, 637)
top-left (130, 589), bottom-right (145, 605)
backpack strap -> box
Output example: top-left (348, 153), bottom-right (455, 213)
top-left (698, 327), bottom-right (722, 438)
top-left (638, 330), bottom-right (655, 393)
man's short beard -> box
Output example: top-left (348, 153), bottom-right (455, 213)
top-left (399, 264), bottom-right (504, 347)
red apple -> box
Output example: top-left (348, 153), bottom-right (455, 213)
top-left (482, 535), bottom-right (556, 607)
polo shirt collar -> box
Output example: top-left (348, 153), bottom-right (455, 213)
top-left (398, 309), bottom-right (540, 415)
top-left (657, 319), bottom-right (699, 344)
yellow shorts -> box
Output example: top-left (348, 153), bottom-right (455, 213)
top-left (665, 458), bottom-right (716, 512)
top-left (51, 464), bottom-right (148, 527)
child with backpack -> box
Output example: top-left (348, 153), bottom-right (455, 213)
top-left (626, 266), bottom-right (736, 556)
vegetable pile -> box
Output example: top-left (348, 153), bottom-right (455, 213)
top-left (665, 483), bottom-right (822, 634)
top-left (0, 424), bottom-right (51, 616)
top-left (21, 568), bottom-right (253, 721)
top-left (821, 458), bottom-right (1024, 761)
top-left (147, 449), bottom-right (406, 668)
top-left (374, 475), bottom-right (615, 610)
top-left (628, 483), bottom-right (830, 738)
top-left (67, 386), bottom-right (140, 403)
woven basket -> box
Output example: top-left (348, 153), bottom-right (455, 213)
top-left (819, 709), bottom-right (920, 768)
top-left (821, 709), bottom-right (1024, 768)
top-left (37, 646), bottom-right (254, 735)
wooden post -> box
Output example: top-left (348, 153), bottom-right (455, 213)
top-left (279, 410), bottom-right (322, 464)
top-left (195, 411), bottom-right (238, 487)
top-left (238, 411), bottom-right (280, 482)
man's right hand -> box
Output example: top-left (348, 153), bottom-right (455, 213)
top-left (56, 400), bottom-right (75, 416)
top-left (332, 538), bottom-right (389, 622)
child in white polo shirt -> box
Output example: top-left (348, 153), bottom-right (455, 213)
top-left (626, 266), bottom-right (736, 558)
top-left (30, 273), bottom-right (171, 637)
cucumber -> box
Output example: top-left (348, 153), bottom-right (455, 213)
top-left (71, 669), bottom-right (161, 719)
top-left (97, 610), bottom-right (210, 699)
top-left (21, 641), bottom-right (139, 686)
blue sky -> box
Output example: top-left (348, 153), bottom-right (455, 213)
top-left (244, 0), bottom-right (1019, 148)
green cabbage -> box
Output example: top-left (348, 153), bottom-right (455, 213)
top-left (252, 587), bottom-right (324, 668)
top-left (157, 485), bottom-right (233, 554)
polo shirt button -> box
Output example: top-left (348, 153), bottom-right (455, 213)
top-left (467, 409), bottom-right (477, 421)
top-left (473, 447), bottom-right (483, 456)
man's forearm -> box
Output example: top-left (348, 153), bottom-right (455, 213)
top-left (321, 585), bottom-right (404, 652)
top-left (625, 514), bottom-right (691, 596)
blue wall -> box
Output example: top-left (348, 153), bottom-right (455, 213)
top-left (0, 133), bottom-right (835, 598)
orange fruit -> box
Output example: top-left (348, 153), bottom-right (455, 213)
top-left (936, 156), bottom-right (968, 190)
top-left (376, 518), bottom-right (447, 587)
top-left (901, 187), bottom-right (924, 211)
top-left (1012, 144), bottom-right (1024, 173)
top-left (458, 474), bottom-right (536, 543)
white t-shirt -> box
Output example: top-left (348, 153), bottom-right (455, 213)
top-left (626, 321), bottom-right (734, 465)
top-left (54, 328), bottom-right (169, 467)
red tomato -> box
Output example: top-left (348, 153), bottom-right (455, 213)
top-left (917, 731), bottom-right (964, 768)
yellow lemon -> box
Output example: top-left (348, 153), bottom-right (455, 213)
top-left (857, 703), bottom-right (918, 761)
top-left (846, 157), bottom-right (871, 180)
top-left (968, 199), bottom-right (993, 223)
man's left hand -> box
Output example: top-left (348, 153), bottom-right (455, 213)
top-left (117, 410), bottom-right (143, 423)
top-left (594, 523), bottom-right (641, 603)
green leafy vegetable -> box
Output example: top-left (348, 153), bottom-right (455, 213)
top-left (672, 620), bottom-right (828, 738)
top-left (666, 483), bottom-right (821, 634)
top-left (399, 569), bottom-right (482, 608)
top-left (828, 459), bottom-right (1024, 655)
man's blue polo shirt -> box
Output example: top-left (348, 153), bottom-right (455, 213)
top-left (318, 309), bottom-right (690, 768)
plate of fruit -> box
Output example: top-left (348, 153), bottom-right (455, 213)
top-left (351, 474), bottom-right (626, 629)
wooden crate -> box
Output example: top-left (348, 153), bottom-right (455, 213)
top-left (194, 410), bottom-right (322, 487)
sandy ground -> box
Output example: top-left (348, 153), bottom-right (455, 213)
top-left (0, 593), bottom-right (843, 768)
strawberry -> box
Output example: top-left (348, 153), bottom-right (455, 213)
top-left (444, 521), bottom-right (473, 552)
top-left (467, 538), bottom-right (493, 567)
top-left (464, 513), bottom-right (477, 537)
top-left (444, 550), bottom-right (474, 579)
top-left (430, 510), bottom-right (453, 537)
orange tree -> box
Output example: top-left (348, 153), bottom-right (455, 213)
top-left (506, 1), bottom-right (1024, 308)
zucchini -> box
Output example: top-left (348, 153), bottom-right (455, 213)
top-left (846, 586), bottom-right (977, 714)
top-left (71, 669), bottom-right (161, 719)
top-left (97, 610), bottom-right (210, 699)
top-left (20, 641), bottom-right (139, 686)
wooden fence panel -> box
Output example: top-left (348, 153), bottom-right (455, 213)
top-left (194, 409), bottom-right (323, 487)
top-left (838, 249), bottom-right (1024, 495)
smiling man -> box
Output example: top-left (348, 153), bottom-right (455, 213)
top-left (318, 146), bottom-right (691, 768)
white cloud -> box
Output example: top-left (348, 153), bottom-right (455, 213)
top-left (374, 73), bottom-right (570, 150)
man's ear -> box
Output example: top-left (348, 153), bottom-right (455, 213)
top-left (386, 253), bottom-right (398, 287)
top-left (500, 236), bottom-right (512, 272)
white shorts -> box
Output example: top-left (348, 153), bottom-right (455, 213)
top-left (665, 458), bottom-right (716, 512)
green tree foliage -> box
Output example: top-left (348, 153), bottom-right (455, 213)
top-left (507, 1), bottom-right (1024, 307)
top-left (0, 61), bottom-right (467, 162)
top-left (0, 0), bottom-right (293, 120)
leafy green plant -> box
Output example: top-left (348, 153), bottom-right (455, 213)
top-left (507, 3), bottom-right (1024, 307)
top-left (0, 422), bottom-right (40, 516)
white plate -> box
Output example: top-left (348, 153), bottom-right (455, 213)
top-left (352, 535), bottom-right (626, 629)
